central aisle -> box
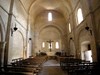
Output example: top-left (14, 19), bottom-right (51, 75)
top-left (43, 59), bottom-right (60, 66)
top-left (38, 59), bottom-right (67, 75)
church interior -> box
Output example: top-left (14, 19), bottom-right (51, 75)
top-left (0, 0), bottom-right (100, 75)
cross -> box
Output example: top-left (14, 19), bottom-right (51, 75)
top-left (47, 40), bottom-right (54, 52)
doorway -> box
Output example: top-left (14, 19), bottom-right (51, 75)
top-left (84, 50), bottom-right (92, 62)
top-left (81, 41), bottom-right (93, 62)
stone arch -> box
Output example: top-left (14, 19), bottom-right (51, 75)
top-left (37, 25), bottom-right (62, 53)
top-left (13, 30), bottom-right (24, 57)
top-left (39, 24), bottom-right (64, 36)
top-left (8, 30), bottom-right (25, 62)
top-left (78, 28), bottom-right (95, 61)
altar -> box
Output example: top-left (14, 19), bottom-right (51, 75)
top-left (46, 52), bottom-right (55, 56)
top-left (46, 52), bottom-right (56, 59)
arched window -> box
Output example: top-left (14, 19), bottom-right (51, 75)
top-left (77, 8), bottom-right (83, 24)
top-left (48, 12), bottom-right (52, 21)
top-left (69, 23), bottom-right (71, 32)
top-left (55, 42), bottom-right (59, 49)
top-left (42, 42), bottom-right (45, 48)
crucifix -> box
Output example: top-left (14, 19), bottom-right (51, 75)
top-left (47, 40), bottom-right (54, 52)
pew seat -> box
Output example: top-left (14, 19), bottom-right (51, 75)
top-left (0, 66), bottom-right (38, 75)
top-left (5, 67), bottom-right (35, 72)
top-left (0, 71), bottom-right (34, 75)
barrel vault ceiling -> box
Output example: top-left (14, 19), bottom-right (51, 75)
top-left (20, 0), bottom-right (74, 40)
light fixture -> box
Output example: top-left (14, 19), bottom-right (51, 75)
top-left (70, 37), bottom-right (72, 40)
top-left (85, 26), bottom-right (89, 30)
top-left (85, 26), bottom-right (92, 35)
top-left (11, 24), bottom-right (18, 36)
top-left (29, 38), bottom-right (32, 40)
top-left (13, 25), bottom-right (18, 31)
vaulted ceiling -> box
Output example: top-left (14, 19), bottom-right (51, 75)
top-left (20, 0), bottom-right (73, 19)
top-left (19, 0), bottom-right (75, 40)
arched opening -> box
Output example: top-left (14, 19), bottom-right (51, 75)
top-left (79, 29), bottom-right (94, 62)
top-left (8, 30), bottom-right (24, 63)
top-left (77, 8), bottom-right (83, 25)
top-left (69, 23), bottom-right (71, 33)
top-left (39, 26), bottom-right (61, 53)
top-left (81, 41), bottom-right (92, 62)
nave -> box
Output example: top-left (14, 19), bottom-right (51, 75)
top-left (0, 55), bottom-right (99, 75)
top-left (0, 0), bottom-right (100, 73)
top-left (39, 57), bottom-right (99, 75)
top-left (38, 59), bottom-right (67, 75)
top-left (0, 56), bottom-right (47, 75)
top-left (0, 0), bottom-right (100, 75)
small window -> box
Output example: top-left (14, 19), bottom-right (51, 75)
top-left (77, 8), bottom-right (83, 24)
top-left (69, 23), bottom-right (71, 32)
top-left (56, 42), bottom-right (59, 49)
top-left (48, 12), bottom-right (52, 21)
top-left (42, 42), bottom-right (45, 48)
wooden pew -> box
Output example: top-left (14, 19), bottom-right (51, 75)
top-left (0, 71), bottom-right (34, 75)
top-left (59, 57), bottom-right (98, 75)
top-left (5, 67), bottom-right (34, 72)
top-left (9, 56), bottom-right (47, 75)
top-left (0, 66), bottom-right (37, 75)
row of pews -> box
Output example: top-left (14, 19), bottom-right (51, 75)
top-left (0, 56), bottom-right (47, 75)
top-left (59, 56), bottom-right (100, 75)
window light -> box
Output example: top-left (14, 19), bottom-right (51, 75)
top-left (77, 8), bottom-right (83, 24)
top-left (42, 42), bottom-right (45, 48)
top-left (69, 23), bottom-right (71, 32)
top-left (56, 42), bottom-right (59, 49)
top-left (48, 12), bottom-right (52, 21)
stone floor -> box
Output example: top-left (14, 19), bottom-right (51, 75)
top-left (38, 59), bottom-right (68, 75)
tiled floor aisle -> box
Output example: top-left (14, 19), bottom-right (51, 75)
top-left (38, 60), bottom-right (68, 75)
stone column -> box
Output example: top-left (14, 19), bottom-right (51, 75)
top-left (4, 0), bottom-right (14, 66)
top-left (0, 42), bottom-right (6, 67)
